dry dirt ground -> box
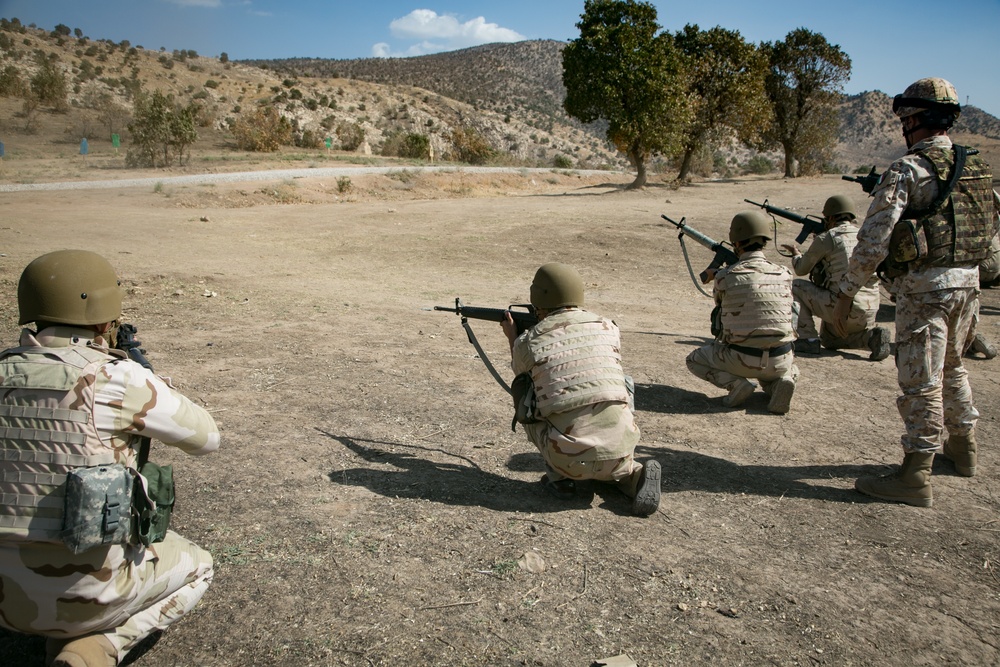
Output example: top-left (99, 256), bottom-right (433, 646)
top-left (0, 165), bottom-right (999, 667)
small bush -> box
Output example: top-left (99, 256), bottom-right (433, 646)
top-left (336, 176), bottom-right (352, 193)
top-left (336, 121), bottom-right (365, 151)
top-left (553, 154), bottom-right (573, 169)
top-left (449, 126), bottom-right (495, 165)
top-left (743, 155), bottom-right (774, 175)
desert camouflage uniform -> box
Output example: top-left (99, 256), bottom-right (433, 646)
top-left (791, 223), bottom-right (881, 349)
top-left (980, 233), bottom-right (1000, 285)
top-left (839, 135), bottom-right (1000, 453)
top-left (687, 251), bottom-right (799, 393)
top-left (0, 326), bottom-right (219, 663)
top-left (512, 308), bottom-right (642, 493)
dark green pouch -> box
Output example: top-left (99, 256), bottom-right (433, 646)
top-left (133, 461), bottom-right (175, 546)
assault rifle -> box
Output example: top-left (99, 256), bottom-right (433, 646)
top-left (434, 298), bottom-right (538, 337)
top-left (661, 214), bottom-right (739, 284)
top-left (434, 298), bottom-right (538, 393)
top-left (115, 322), bottom-right (153, 371)
top-left (744, 198), bottom-right (825, 244)
top-left (842, 166), bottom-right (881, 195)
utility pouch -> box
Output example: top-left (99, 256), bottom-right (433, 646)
top-left (888, 218), bottom-right (928, 264)
top-left (132, 461), bottom-right (175, 547)
top-left (62, 465), bottom-right (134, 554)
top-left (510, 372), bottom-right (539, 432)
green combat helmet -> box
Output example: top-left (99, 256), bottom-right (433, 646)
top-left (18, 249), bottom-right (123, 325)
top-left (893, 77), bottom-right (961, 130)
top-left (822, 194), bottom-right (856, 221)
top-left (530, 262), bottom-right (584, 310)
top-left (729, 210), bottom-right (771, 246)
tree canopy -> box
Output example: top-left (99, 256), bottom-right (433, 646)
top-left (761, 28), bottom-right (851, 177)
top-left (672, 24), bottom-right (771, 181)
top-left (562, 0), bottom-right (689, 189)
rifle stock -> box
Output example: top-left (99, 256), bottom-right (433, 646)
top-left (744, 198), bottom-right (825, 244)
top-left (661, 214), bottom-right (739, 283)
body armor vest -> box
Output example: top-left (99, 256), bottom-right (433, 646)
top-left (0, 340), bottom-right (117, 542)
top-left (909, 146), bottom-right (995, 269)
top-left (720, 256), bottom-right (795, 346)
top-left (526, 310), bottom-right (629, 417)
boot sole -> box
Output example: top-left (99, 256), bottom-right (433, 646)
top-left (631, 460), bottom-right (661, 517)
top-left (767, 378), bottom-right (795, 414)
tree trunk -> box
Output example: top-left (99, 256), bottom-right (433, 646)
top-left (625, 145), bottom-right (647, 190)
top-left (783, 142), bottom-right (798, 178)
top-left (677, 147), bottom-right (695, 181)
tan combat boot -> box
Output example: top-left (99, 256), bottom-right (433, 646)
top-left (855, 452), bottom-right (934, 508)
top-left (51, 635), bottom-right (117, 667)
top-left (942, 431), bottom-right (977, 477)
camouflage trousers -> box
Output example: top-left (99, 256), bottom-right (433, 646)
top-left (686, 342), bottom-right (799, 393)
top-left (522, 422), bottom-right (642, 496)
top-left (0, 530), bottom-right (213, 662)
top-left (895, 287), bottom-right (979, 453)
top-left (792, 279), bottom-right (878, 349)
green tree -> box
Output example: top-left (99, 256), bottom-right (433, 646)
top-left (231, 105), bottom-right (292, 152)
top-left (30, 54), bottom-right (67, 111)
top-left (562, 0), bottom-right (689, 189)
top-left (126, 90), bottom-right (198, 167)
top-left (335, 120), bottom-right (365, 151)
top-left (761, 28), bottom-right (851, 177)
top-left (449, 126), bottom-right (494, 165)
top-left (673, 24), bottom-right (771, 181)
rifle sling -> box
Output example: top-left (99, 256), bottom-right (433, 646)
top-left (678, 235), bottom-right (714, 298)
top-left (461, 318), bottom-right (512, 395)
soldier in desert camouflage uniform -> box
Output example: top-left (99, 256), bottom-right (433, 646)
top-left (686, 211), bottom-right (799, 414)
top-left (833, 78), bottom-right (1000, 507)
top-left (0, 250), bottom-right (220, 666)
top-left (780, 195), bottom-right (891, 360)
top-left (501, 263), bottom-right (660, 516)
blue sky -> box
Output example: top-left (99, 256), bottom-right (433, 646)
top-left (1, 0), bottom-right (998, 118)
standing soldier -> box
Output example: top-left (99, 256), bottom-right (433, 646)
top-left (501, 263), bottom-right (660, 516)
top-left (780, 195), bottom-right (891, 360)
top-left (0, 250), bottom-right (221, 666)
top-left (686, 211), bottom-right (799, 414)
top-left (833, 78), bottom-right (1000, 507)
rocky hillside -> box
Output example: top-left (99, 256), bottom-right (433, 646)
top-left (2, 18), bottom-right (998, 178)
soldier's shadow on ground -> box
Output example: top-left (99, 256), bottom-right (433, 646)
top-left (635, 382), bottom-right (789, 416)
top-left (320, 430), bottom-right (595, 513)
top-left (634, 446), bottom-right (885, 504)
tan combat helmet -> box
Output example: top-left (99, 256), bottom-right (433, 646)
top-left (729, 210), bottom-right (771, 246)
top-left (893, 77), bottom-right (961, 129)
top-left (18, 249), bottom-right (123, 326)
top-left (530, 262), bottom-right (584, 310)
top-left (822, 194), bottom-right (856, 222)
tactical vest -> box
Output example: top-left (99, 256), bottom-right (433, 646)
top-left (908, 146), bottom-right (995, 269)
top-left (0, 340), bottom-right (118, 543)
top-left (526, 310), bottom-right (629, 417)
top-left (720, 256), bottom-right (795, 345)
top-left (823, 225), bottom-right (858, 289)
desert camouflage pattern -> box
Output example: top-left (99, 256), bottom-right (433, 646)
top-left (686, 342), bottom-right (799, 394)
top-left (893, 77), bottom-right (960, 119)
top-left (791, 222), bottom-right (880, 346)
top-left (792, 279), bottom-right (878, 348)
top-left (688, 251), bottom-right (798, 391)
top-left (715, 251), bottom-right (795, 348)
top-left (522, 308), bottom-right (629, 416)
top-left (838, 136), bottom-right (997, 299)
top-left (512, 308), bottom-right (639, 473)
top-left (980, 233), bottom-right (1000, 284)
top-left (839, 136), bottom-right (993, 458)
top-left (0, 326), bottom-right (219, 661)
top-left (895, 288), bottom-right (978, 453)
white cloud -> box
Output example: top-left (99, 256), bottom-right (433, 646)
top-left (373, 9), bottom-right (524, 57)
